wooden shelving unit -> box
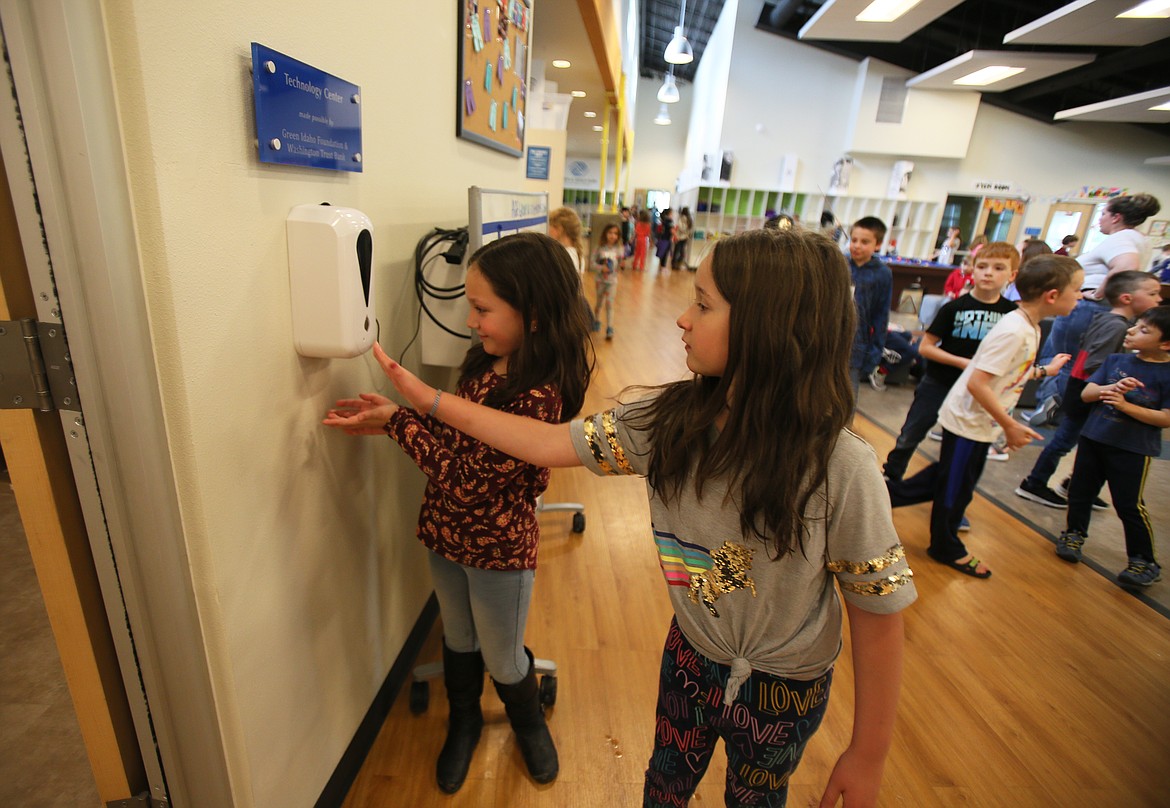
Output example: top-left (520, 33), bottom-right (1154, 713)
top-left (827, 196), bottom-right (943, 259)
top-left (673, 185), bottom-right (943, 260)
top-left (675, 185), bottom-right (826, 242)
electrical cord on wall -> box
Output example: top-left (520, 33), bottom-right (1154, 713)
top-left (397, 226), bottom-right (472, 363)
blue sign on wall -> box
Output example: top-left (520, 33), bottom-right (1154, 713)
top-left (526, 146), bottom-right (551, 180)
top-left (251, 43), bottom-right (363, 172)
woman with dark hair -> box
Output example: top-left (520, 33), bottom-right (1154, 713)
top-left (1080, 193), bottom-right (1161, 295)
top-left (1055, 234), bottom-right (1079, 256)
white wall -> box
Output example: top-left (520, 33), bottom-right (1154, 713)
top-left (680, 0), bottom-right (738, 190)
top-left (845, 59), bottom-right (981, 159)
top-left (100, 3), bottom-right (547, 805)
top-left (626, 75), bottom-right (692, 194)
top-left (702, 1), bottom-right (1170, 235)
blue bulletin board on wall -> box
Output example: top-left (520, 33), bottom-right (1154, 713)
top-left (251, 43), bottom-right (363, 172)
top-left (526, 146), bottom-right (550, 180)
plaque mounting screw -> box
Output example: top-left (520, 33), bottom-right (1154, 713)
top-left (353, 153), bottom-right (362, 163)
top-left (351, 94), bottom-right (360, 104)
top-left (264, 61), bottom-right (276, 74)
top-left (270, 138), bottom-right (282, 151)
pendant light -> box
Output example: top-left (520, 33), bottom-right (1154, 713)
top-left (664, 0), bottom-right (693, 65)
top-left (657, 68), bottom-right (680, 104)
top-left (653, 103), bottom-right (672, 125)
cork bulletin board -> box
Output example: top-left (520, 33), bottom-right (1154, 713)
top-left (456, 0), bottom-right (532, 157)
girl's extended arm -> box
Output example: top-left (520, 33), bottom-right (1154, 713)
top-left (818, 605), bottom-right (904, 808)
top-left (373, 343), bottom-right (582, 468)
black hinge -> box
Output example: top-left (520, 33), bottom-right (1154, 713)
top-left (0, 318), bottom-right (79, 411)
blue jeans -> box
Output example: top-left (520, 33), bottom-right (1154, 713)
top-left (1022, 408), bottom-right (1089, 488)
top-left (1040, 299), bottom-right (1107, 362)
top-left (848, 366), bottom-right (862, 414)
top-left (883, 375), bottom-right (951, 481)
top-left (1029, 299), bottom-right (1107, 422)
top-left (428, 551), bottom-right (534, 684)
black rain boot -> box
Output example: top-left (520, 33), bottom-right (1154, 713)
top-left (436, 645), bottom-right (485, 793)
top-left (492, 648), bottom-right (559, 784)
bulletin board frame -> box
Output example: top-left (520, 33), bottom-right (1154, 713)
top-left (456, 0), bottom-right (532, 157)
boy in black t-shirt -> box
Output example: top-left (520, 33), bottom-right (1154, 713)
top-left (1055, 307), bottom-right (1170, 587)
top-left (882, 245), bottom-right (1018, 482)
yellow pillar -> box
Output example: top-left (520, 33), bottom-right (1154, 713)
top-left (624, 127), bottom-right (635, 206)
top-left (597, 100), bottom-right (611, 213)
top-left (611, 74), bottom-right (626, 212)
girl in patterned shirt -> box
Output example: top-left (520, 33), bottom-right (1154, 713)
top-left (324, 232), bottom-right (594, 792)
top-left (371, 228), bottom-right (917, 808)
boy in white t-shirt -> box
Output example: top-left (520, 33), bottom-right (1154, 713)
top-left (887, 255), bottom-right (1084, 578)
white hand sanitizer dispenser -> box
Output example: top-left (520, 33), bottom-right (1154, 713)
top-left (287, 203), bottom-right (375, 358)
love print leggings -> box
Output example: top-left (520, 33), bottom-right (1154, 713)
top-left (643, 618), bottom-right (833, 808)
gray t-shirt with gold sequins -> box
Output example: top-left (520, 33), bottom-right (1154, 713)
top-left (570, 399), bottom-right (916, 701)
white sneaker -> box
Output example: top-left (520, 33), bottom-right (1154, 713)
top-left (869, 368), bottom-right (886, 391)
top-left (987, 446), bottom-right (1010, 461)
top-left (928, 430), bottom-right (943, 441)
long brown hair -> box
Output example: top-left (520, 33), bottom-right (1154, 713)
top-left (547, 206), bottom-right (585, 267)
top-left (629, 228), bottom-right (855, 555)
top-left (460, 233), bottom-right (595, 419)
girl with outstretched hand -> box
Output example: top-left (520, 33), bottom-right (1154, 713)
top-left (352, 228), bottom-right (916, 808)
top-left (324, 232), bottom-right (594, 793)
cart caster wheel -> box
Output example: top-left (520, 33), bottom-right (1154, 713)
top-left (409, 680), bottom-right (429, 714)
top-left (571, 512), bottom-right (586, 533)
top-left (539, 675), bottom-right (557, 707)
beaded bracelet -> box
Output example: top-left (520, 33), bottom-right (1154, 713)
top-left (428, 390), bottom-right (442, 417)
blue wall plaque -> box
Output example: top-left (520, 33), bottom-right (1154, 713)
top-left (251, 43), bottom-right (363, 172)
top-left (526, 146), bottom-right (550, 180)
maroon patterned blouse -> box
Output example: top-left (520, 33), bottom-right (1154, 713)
top-left (384, 369), bottom-right (562, 571)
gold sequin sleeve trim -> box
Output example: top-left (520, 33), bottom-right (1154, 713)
top-left (838, 570), bottom-right (914, 596)
top-left (582, 415), bottom-right (615, 475)
top-left (601, 411), bottom-right (636, 475)
top-left (826, 544), bottom-right (905, 575)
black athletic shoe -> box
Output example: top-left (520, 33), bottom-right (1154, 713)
top-left (1015, 479), bottom-right (1068, 509)
top-left (1054, 477), bottom-right (1107, 511)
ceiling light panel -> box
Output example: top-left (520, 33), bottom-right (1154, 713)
top-left (799, 0), bottom-right (965, 41)
top-left (1055, 85), bottom-right (1170, 122)
top-left (1116, 0), bottom-right (1170, 18)
top-left (1004, 0), bottom-right (1170, 46)
top-left (906, 50), bottom-right (1095, 92)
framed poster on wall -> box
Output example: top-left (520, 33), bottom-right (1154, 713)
top-left (456, 0), bottom-right (532, 157)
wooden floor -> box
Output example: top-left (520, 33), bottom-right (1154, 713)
top-left (343, 262), bottom-right (1170, 808)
